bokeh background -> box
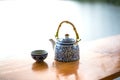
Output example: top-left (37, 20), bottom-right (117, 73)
top-left (0, 0), bottom-right (120, 58)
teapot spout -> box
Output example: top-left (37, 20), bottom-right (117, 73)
top-left (49, 39), bottom-right (55, 49)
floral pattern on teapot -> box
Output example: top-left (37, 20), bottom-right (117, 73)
top-left (55, 44), bottom-right (79, 62)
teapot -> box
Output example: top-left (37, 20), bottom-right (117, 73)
top-left (49, 21), bottom-right (81, 62)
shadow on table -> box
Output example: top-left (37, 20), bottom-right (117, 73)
top-left (32, 61), bottom-right (48, 72)
top-left (53, 60), bottom-right (80, 80)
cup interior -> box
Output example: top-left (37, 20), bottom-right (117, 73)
top-left (31, 50), bottom-right (47, 55)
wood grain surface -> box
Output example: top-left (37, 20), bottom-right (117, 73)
top-left (0, 35), bottom-right (120, 80)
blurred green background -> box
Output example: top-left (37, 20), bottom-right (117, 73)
top-left (75, 0), bottom-right (120, 5)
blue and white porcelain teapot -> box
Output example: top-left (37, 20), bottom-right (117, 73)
top-left (49, 21), bottom-right (81, 62)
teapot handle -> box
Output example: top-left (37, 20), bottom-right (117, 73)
top-left (55, 21), bottom-right (81, 42)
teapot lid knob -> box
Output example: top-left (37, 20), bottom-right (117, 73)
top-left (65, 34), bottom-right (69, 39)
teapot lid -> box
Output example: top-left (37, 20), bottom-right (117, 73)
top-left (57, 34), bottom-right (75, 45)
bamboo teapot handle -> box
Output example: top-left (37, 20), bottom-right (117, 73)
top-left (55, 21), bottom-right (81, 42)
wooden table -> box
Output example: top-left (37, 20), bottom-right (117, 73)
top-left (0, 35), bottom-right (120, 80)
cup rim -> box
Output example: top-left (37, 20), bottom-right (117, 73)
top-left (31, 50), bottom-right (48, 55)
